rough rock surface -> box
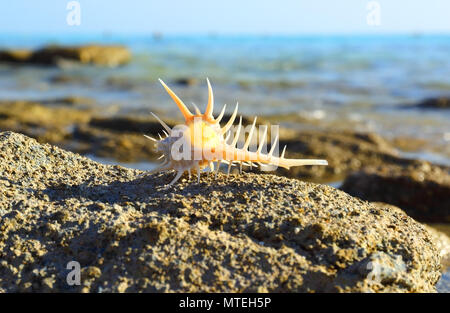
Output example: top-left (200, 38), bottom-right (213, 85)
top-left (0, 45), bottom-right (130, 67)
top-left (341, 161), bottom-right (450, 223)
top-left (0, 132), bottom-right (442, 292)
top-left (423, 225), bottom-right (450, 270)
top-left (372, 204), bottom-right (450, 270)
top-left (430, 224), bottom-right (450, 292)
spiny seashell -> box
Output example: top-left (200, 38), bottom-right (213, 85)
top-left (146, 79), bottom-right (328, 186)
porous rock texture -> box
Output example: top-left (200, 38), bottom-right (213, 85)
top-left (0, 132), bottom-right (442, 292)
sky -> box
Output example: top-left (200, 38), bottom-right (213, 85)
top-left (0, 0), bottom-right (449, 35)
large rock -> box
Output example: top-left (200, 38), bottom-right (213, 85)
top-left (0, 132), bottom-right (442, 292)
top-left (274, 130), bottom-right (400, 182)
top-left (72, 124), bottom-right (160, 162)
top-left (0, 100), bottom-right (93, 144)
top-left (341, 161), bottom-right (450, 223)
top-left (0, 49), bottom-right (33, 63)
top-left (416, 97), bottom-right (450, 109)
top-left (0, 45), bottom-right (130, 67)
top-left (0, 102), bottom-right (173, 162)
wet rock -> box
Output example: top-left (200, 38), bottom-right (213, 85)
top-left (0, 49), bottom-right (33, 63)
top-left (69, 116), bottom-right (183, 162)
top-left (0, 132), bottom-right (442, 292)
top-left (0, 103), bottom-right (173, 163)
top-left (416, 97), bottom-right (450, 109)
top-left (221, 114), bottom-right (252, 126)
top-left (274, 130), bottom-right (400, 182)
top-left (48, 74), bottom-right (92, 85)
top-left (39, 96), bottom-right (96, 107)
top-left (72, 124), bottom-right (159, 162)
top-left (0, 45), bottom-right (131, 67)
top-left (106, 77), bottom-right (137, 90)
top-left (173, 78), bottom-right (199, 86)
top-left (390, 136), bottom-right (428, 152)
top-left (0, 100), bottom-right (93, 144)
top-left (341, 161), bottom-right (450, 223)
top-left (88, 116), bottom-right (176, 134)
top-left (32, 45), bottom-right (131, 67)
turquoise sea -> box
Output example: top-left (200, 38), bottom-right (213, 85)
top-left (1, 34), bottom-right (449, 163)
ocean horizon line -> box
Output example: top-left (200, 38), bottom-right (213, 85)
top-left (1, 31), bottom-right (450, 39)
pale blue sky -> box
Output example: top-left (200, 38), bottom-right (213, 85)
top-left (1, 0), bottom-right (449, 35)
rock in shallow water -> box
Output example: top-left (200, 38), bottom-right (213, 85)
top-left (416, 97), bottom-right (450, 109)
top-left (0, 100), bottom-right (93, 145)
top-left (0, 132), bottom-right (442, 292)
top-left (341, 161), bottom-right (450, 223)
top-left (0, 45), bottom-right (130, 67)
top-left (275, 130), bottom-right (400, 182)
